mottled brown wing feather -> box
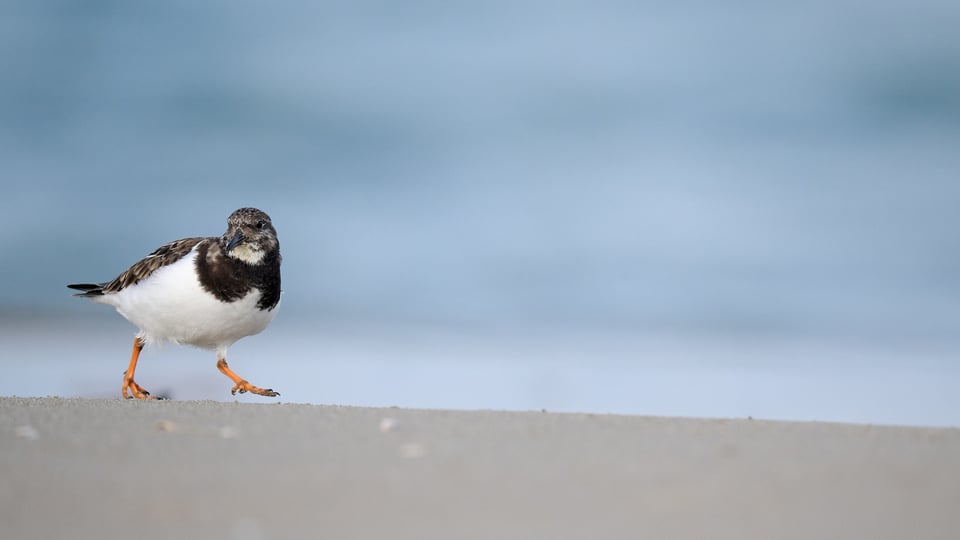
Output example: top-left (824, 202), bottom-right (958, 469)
top-left (101, 237), bottom-right (209, 293)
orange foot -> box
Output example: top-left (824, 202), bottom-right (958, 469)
top-left (230, 380), bottom-right (280, 397)
top-left (122, 376), bottom-right (156, 400)
top-left (121, 337), bottom-right (158, 400)
top-left (217, 357), bottom-right (280, 397)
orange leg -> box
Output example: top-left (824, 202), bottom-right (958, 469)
top-left (216, 357), bottom-right (279, 397)
top-left (122, 338), bottom-right (155, 399)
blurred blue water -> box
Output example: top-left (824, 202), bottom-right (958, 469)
top-left (2, 1), bottom-right (959, 424)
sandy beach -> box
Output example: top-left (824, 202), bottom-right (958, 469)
top-left (2, 397), bottom-right (958, 539)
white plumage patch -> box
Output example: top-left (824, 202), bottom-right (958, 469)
top-left (91, 247), bottom-right (278, 357)
top-left (228, 244), bottom-right (266, 265)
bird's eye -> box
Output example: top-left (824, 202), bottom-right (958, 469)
top-left (256, 220), bottom-right (266, 230)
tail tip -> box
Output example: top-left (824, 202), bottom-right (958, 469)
top-left (67, 283), bottom-right (105, 296)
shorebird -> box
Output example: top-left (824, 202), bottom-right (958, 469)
top-left (68, 207), bottom-right (282, 399)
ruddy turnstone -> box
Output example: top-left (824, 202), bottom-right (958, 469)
top-left (68, 207), bottom-right (282, 399)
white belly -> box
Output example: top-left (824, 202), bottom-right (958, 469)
top-left (94, 247), bottom-right (279, 354)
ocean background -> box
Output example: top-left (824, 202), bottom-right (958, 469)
top-left (2, 1), bottom-right (959, 426)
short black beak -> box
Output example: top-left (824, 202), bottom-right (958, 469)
top-left (225, 230), bottom-right (244, 252)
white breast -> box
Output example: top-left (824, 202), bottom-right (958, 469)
top-left (93, 247), bottom-right (279, 355)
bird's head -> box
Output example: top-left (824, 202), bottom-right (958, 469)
top-left (221, 208), bottom-right (279, 265)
